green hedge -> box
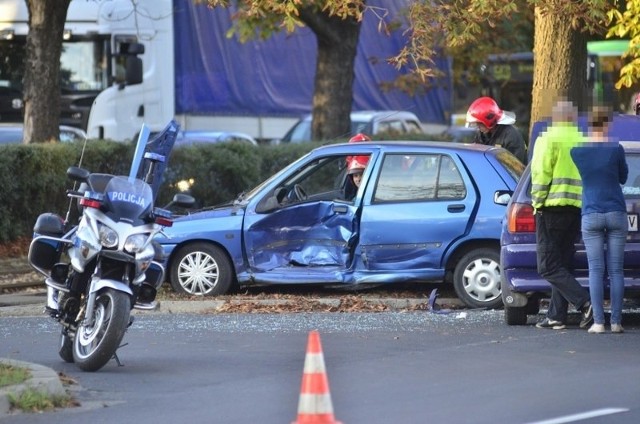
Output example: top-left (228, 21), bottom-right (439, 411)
top-left (0, 140), bottom-right (314, 243)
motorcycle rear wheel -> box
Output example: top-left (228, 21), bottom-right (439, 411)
top-left (73, 289), bottom-right (131, 372)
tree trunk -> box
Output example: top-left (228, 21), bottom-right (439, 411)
top-left (23, 0), bottom-right (71, 144)
top-left (530, 6), bottom-right (588, 136)
top-left (300, 9), bottom-right (361, 142)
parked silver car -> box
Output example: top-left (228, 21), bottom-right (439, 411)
top-left (275, 110), bottom-right (424, 144)
top-left (0, 123), bottom-right (87, 144)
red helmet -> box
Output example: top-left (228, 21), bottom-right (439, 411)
top-left (465, 97), bottom-right (514, 129)
top-left (349, 133), bottom-right (371, 143)
top-left (347, 155), bottom-right (369, 175)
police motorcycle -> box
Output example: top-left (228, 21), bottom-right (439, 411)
top-left (27, 121), bottom-right (194, 372)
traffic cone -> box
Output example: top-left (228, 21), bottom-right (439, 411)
top-left (292, 330), bottom-right (342, 424)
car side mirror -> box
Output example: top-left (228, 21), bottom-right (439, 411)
top-left (494, 190), bottom-right (512, 205)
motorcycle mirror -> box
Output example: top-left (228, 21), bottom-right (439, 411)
top-left (163, 193), bottom-right (196, 209)
top-left (67, 166), bottom-right (89, 182)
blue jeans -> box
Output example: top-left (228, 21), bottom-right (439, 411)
top-left (582, 211), bottom-right (628, 325)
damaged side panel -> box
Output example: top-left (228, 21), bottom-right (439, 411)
top-left (243, 201), bottom-right (359, 277)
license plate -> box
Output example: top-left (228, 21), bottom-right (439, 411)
top-left (630, 213), bottom-right (638, 232)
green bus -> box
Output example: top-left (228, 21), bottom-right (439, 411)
top-left (481, 40), bottom-right (638, 129)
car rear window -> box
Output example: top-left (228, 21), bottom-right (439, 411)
top-left (622, 151), bottom-right (640, 198)
top-left (493, 149), bottom-right (525, 183)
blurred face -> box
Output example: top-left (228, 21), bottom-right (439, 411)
top-left (476, 122), bottom-right (490, 133)
top-left (352, 172), bottom-right (363, 187)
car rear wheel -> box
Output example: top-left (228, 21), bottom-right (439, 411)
top-left (453, 248), bottom-right (502, 309)
top-left (504, 305), bottom-right (528, 325)
top-left (170, 243), bottom-right (234, 296)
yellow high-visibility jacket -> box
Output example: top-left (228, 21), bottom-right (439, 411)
top-left (530, 122), bottom-right (585, 212)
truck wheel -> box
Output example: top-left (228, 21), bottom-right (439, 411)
top-left (453, 247), bottom-right (502, 309)
top-left (170, 242), bottom-right (233, 296)
top-left (504, 305), bottom-right (528, 326)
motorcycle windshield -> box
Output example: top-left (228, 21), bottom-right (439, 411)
top-left (103, 176), bottom-right (153, 223)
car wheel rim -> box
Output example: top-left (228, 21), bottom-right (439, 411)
top-left (178, 251), bottom-right (219, 295)
top-left (461, 257), bottom-right (501, 303)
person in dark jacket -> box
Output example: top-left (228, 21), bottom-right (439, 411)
top-left (465, 96), bottom-right (528, 164)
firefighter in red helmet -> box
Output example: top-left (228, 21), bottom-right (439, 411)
top-left (465, 96), bottom-right (527, 163)
top-left (344, 154), bottom-right (369, 200)
top-left (349, 133), bottom-right (371, 143)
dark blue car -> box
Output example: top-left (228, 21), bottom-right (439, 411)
top-left (156, 141), bottom-right (523, 309)
top-left (501, 114), bottom-right (640, 325)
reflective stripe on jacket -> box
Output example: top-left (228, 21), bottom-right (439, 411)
top-left (530, 122), bottom-right (584, 211)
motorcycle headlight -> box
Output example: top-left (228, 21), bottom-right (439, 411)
top-left (125, 234), bottom-right (150, 253)
top-left (98, 223), bottom-right (118, 248)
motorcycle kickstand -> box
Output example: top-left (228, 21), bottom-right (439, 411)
top-left (112, 343), bottom-right (129, 367)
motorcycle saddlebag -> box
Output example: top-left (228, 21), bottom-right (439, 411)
top-left (29, 213), bottom-right (65, 271)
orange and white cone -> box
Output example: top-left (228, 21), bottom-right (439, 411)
top-left (292, 330), bottom-right (342, 424)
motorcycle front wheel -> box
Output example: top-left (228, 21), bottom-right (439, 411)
top-left (73, 289), bottom-right (131, 372)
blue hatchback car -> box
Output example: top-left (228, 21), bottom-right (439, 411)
top-left (501, 115), bottom-right (640, 325)
top-left (156, 141), bottom-right (524, 309)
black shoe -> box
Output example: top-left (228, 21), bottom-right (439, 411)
top-left (579, 301), bottom-right (593, 329)
top-left (536, 317), bottom-right (566, 330)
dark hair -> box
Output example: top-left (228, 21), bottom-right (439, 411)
top-left (589, 106), bottom-right (612, 129)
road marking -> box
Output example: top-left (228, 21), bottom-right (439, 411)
top-left (527, 408), bottom-right (629, 424)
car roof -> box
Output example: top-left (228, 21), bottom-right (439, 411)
top-left (310, 139), bottom-right (495, 154)
top-left (530, 113), bottom-right (640, 152)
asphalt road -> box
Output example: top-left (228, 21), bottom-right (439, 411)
top-left (2, 309), bottom-right (640, 423)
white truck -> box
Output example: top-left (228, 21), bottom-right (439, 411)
top-left (0, 0), bottom-right (452, 141)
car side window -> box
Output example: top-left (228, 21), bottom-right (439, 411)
top-left (622, 152), bottom-right (640, 197)
top-left (378, 120), bottom-right (404, 135)
top-left (405, 120), bottom-right (423, 134)
top-left (373, 153), bottom-right (465, 202)
top-left (256, 155), bottom-right (365, 212)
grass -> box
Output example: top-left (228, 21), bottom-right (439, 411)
top-left (0, 364), bottom-right (29, 387)
top-left (8, 388), bottom-right (74, 412)
top-left (0, 363), bottom-right (76, 413)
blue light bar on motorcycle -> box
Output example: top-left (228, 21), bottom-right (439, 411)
top-left (79, 191), bottom-right (104, 209)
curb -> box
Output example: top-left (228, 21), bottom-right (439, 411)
top-left (0, 298), bottom-right (464, 317)
top-left (0, 358), bottom-right (66, 416)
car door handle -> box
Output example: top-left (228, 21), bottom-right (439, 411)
top-left (333, 204), bottom-right (348, 214)
top-left (447, 204), bottom-right (466, 213)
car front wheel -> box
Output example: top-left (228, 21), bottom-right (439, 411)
top-left (169, 243), bottom-right (234, 296)
top-left (453, 248), bottom-right (502, 309)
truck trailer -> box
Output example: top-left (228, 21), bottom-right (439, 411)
top-left (0, 0), bottom-right (453, 141)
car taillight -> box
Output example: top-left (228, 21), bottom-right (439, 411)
top-left (508, 202), bottom-right (535, 233)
